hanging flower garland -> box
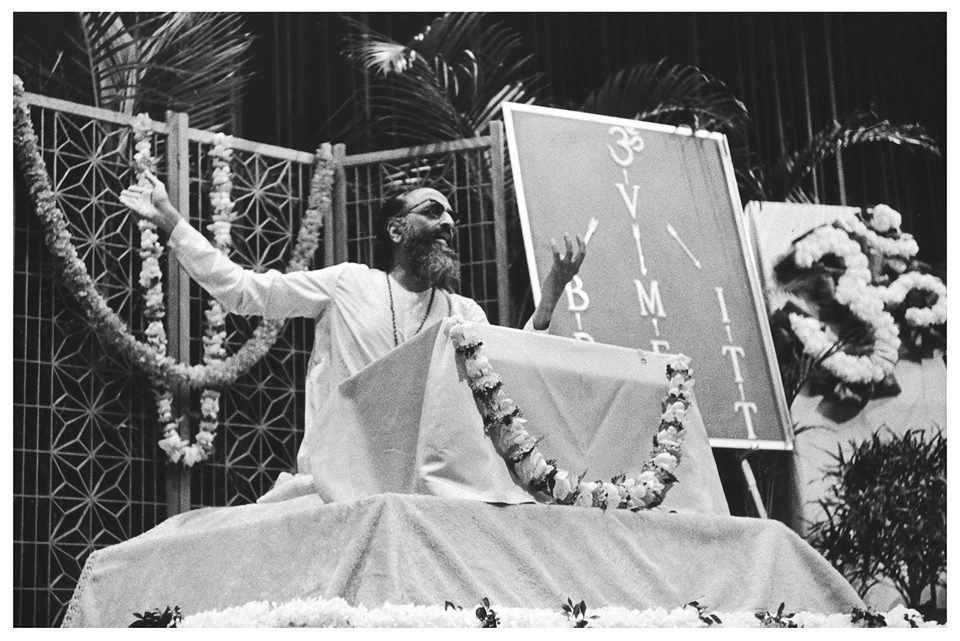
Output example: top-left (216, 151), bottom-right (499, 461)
top-left (130, 113), bottom-right (188, 464)
top-left (13, 76), bottom-right (334, 389)
top-left (448, 319), bottom-right (691, 510)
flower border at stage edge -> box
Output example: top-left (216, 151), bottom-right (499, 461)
top-left (177, 597), bottom-right (939, 628)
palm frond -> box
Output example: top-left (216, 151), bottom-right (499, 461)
top-left (36, 12), bottom-right (257, 131)
top-left (580, 58), bottom-right (749, 136)
top-left (341, 12), bottom-right (544, 149)
top-left (749, 110), bottom-right (940, 203)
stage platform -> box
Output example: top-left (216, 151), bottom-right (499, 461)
top-left (63, 492), bottom-right (863, 627)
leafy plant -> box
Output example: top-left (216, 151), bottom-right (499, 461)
top-left (579, 57), bottom-right (748, 137)
top-left (685, 600), bottom-right (722, 626)
top-left (850, 606), bottom-right (887, 628)
top-left (741, 109), bottom-right (940, 203)
top-left (474, 596), bottom-right (500, 628)
top-left (754, 602), bottom-right (800, 628)
top-left (561, 597), bottom-right (598, 628)
top-left (808, 428), bottom-right (946, 609)
top-left (130, 605), bottom-right (182, 628)
top-left (14, 12), bottom-right (253, 131)
top-left (340, 12), bottom-right (545, 150)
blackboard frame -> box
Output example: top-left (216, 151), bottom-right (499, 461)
top-left (503, 102), bottom-right (793, 450)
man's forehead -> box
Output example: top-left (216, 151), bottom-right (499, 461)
top-left (402, 188), bottom-right (448, 209)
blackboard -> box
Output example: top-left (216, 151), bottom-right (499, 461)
top-left (503, 103), bottom-right (792, 448)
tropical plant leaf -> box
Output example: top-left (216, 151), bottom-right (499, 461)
top-left (340, 12), bottom-right (544, 149)
top-left (20, 12), bottom-right (253, 131)
top-left (745, 110), bottom-right (940, 203)
top-left (580, 58), bottom-right (749, 136)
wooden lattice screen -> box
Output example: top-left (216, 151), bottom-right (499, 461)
top-left (13, 92), bottom-right (507, 627)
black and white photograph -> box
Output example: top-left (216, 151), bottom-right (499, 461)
top-left (10, 7), bottom-right (949, 629)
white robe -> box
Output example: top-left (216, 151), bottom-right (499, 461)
top-left (167, 219), bottom-right (491, 475)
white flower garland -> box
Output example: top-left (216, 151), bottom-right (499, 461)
top-left (837, 207), bottom-right (919, 260)
top-left (786, 225), bottom-right (900, 384)
top-left (179, 597), bottom-right (937, 628)
top-left (14, 77), bottom-right (336, 390)
top-left (880, 271), bottom-right (947, 328)
top-left (180, 132), bottom-right (239, 467)
top-left (449, 319), bottom-right (691, 510)
top-left (131, 115), bottom-right (186, 463)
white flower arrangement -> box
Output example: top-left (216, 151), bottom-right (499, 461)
top-left (448, 318), bottom-right (692, 510)
top-left (771, 203), bottom-right (944, 403)
top-left (179, 596), bottom-right (938, 628)
top-left (880, 271), bottom-right (947, 328)
top-left (784, 220), bottom-right (902, 385)
top-left (837, 207), bottom-right (919, 259)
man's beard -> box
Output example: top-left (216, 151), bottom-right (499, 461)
top-left (400, 219), bottom-right (461, 292)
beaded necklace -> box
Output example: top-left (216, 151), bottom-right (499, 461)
top-left (386, 272), bottom-right (437, 347)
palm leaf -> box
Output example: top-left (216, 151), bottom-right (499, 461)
top-left (580, 58), bottom-right (749, 136)
top-left (24, 12), bottom-right (253, 131)
top-left (747, 110), bottom-right (940, 203)
top-left (341, 12), bottom-right (544, 148)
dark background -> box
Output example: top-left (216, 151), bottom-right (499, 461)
top-left (14, 12), bottom-right (947, 266)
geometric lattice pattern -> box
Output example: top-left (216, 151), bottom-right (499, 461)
top-left (14, 105), bottom-right (168, 627)
top-left (13, 96), bottom-right (504, 627)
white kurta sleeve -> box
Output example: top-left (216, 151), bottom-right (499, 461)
top-left (167, 219), bottom-right (341, 319)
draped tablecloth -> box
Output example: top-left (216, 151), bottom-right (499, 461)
top-left (63, 493), bottom-right (863, 627)
top-left (307, 317), bottom-right (728, 516)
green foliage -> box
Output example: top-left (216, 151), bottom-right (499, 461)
top-left (754, 602), bottom-right (800, 628)
top-left (130, 605), bottom-right (182, 627)
top-left (561, 597), bottom-right (599, 627)
top-left (341, 12), bottom-right (545, 150)
top-left (474, 596), bottom-right (500, 628)
top-left (685, 601), bottom-right (722, 626)
top-left (741, 110), bottom-right (940, 203)
top-left (15, 12), bottom-right (253, 131)
top-left (580, 57), bottom-right (749, 137)
top-left (850, 606), bottom-right (887, 628)
top-left (808, 428), bottom-right (946, 608)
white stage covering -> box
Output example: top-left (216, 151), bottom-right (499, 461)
top-left (63, 493), bottom-right (863, 627)
top-left (64, 318), bottom-right (862, 627)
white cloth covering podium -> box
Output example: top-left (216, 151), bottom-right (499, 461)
top-left (63, 320), bottom-right (862, 626)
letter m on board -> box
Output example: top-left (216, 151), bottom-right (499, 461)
top-left (633, 279), bottom-right (666, 318)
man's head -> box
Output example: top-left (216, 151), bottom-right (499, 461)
top-left (374, 187), bottom-right (461, 291)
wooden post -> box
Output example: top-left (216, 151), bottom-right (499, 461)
top-left (488, 120), bottom-right (511, 327)
top-left (331, 143), bottom-right (348, 265)
top-left (741, 455), bottom-right (768, 518)
top-left (164, 110), bottom-right (193, 517)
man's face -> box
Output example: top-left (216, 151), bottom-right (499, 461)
top-left (397, 188), bottom-right (457, 248)
top-left (393, 188), bottom-right (461, 290)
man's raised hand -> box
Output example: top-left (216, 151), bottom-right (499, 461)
top-left (119, 170), bottom-right (182, 234)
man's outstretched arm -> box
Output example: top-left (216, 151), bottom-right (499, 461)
top-left (120, 171), bottom-right (338, 319)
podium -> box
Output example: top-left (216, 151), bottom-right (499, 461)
top-left (307, 318), bottom-right (728, 515)
top-left (63, 318), bottom-right (863, 626)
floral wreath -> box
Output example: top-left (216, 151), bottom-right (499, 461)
top-left (771, 204), bottom-right (945, 406)
top-left (449, 319), bottom-right (692, 510)
top-left (14, 75), bottom-right (333, 462)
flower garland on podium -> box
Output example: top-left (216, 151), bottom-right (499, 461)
top-left (449, 319), bottom-right (692, 510)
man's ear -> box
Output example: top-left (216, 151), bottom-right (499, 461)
top-left (387, 218), bottom-right (403, 243)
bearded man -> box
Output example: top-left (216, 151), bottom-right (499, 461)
top-left (120, 173), bottom-right (585, 481)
